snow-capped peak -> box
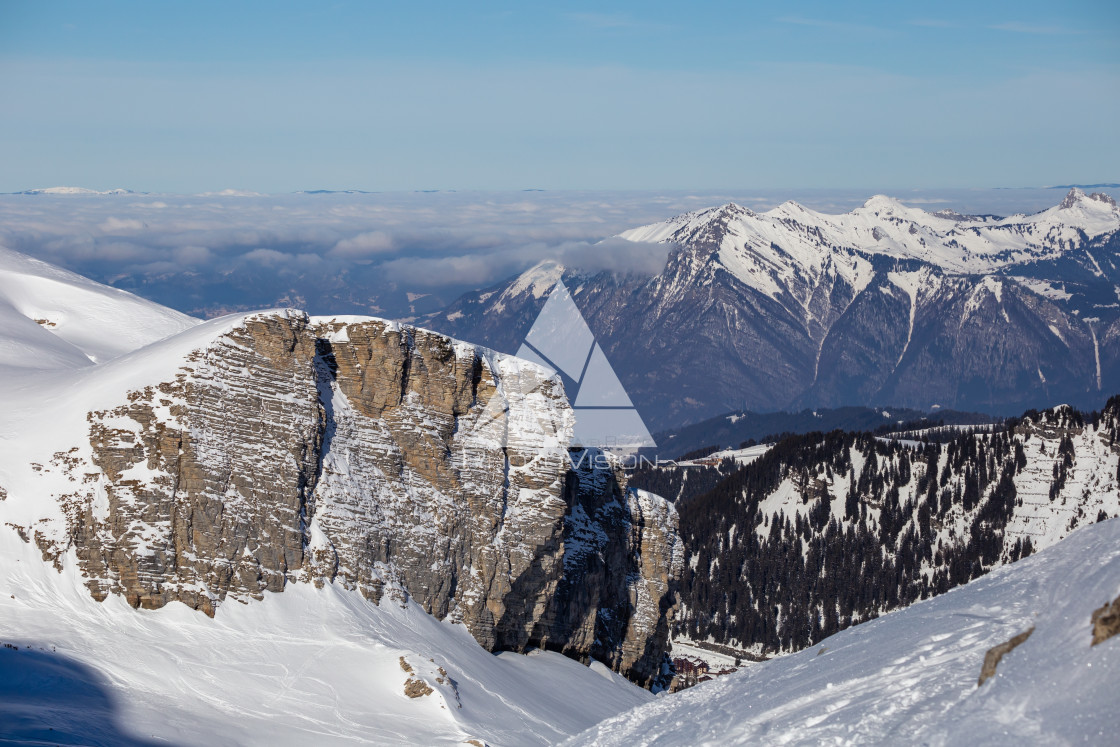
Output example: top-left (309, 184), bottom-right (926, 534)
top-left (508, 259), bottom-right (565, 299)
top-left (1014, 188), bottom-right (1120, 239)
top-left (765, 200), bottom-right (812, 218)
top-left (859, 194), bottom-right (909, 213)
top-left (622, 190), bottom-right (1120, 286)
top-left (1058, 187), bottom-right (1089, 210)
top-left (487, 260), bottom-right (566, 314)
top-left (1056, 186), bottom-right (1119, 213)
top-left (623, 198), bottom-right (880, 312)
top-left (713, 202), bottom-right (752, 218)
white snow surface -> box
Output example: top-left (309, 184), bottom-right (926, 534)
top-left (0, 245), bottom-right (199, 368)
top-left (707, 443), bottom-right (772, 465)
top-left (0, 527), bottom-right (651, 746)
top-left (676, 443), bottom-right (771, 467)
top-left (569, 517), bottom-right (1120, 746)
top-left (490, 259), bottom-right (565, 314)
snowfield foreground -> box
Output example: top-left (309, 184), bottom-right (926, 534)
top-left (568, 517), bottom-right (1120, 746)
top-left (0, 526), bottom-right (652, 746)
top-left (0, 245), bottom-right (198, 368)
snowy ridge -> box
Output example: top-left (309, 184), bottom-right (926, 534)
top-left (618, 189), bottom-right (1120, 366)
top-left (622, 188), bottom-right (1120, 284)
top-left (624, 201), bottom-right (878, 310)
top-left (488, 259), bottom-right (565, 314)
top-left (0, 245), bottom-right (200, 368)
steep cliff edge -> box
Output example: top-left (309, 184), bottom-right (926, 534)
top-left (4, 310), bottom-right (680, 687)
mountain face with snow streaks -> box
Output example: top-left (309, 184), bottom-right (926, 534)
top-left (430, 189), bottom-right (1120, 430)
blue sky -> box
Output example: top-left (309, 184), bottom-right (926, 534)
top-left (1, 1), bottom-right (1117, 192)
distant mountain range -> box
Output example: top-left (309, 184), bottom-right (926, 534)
top-left (7, 187), bottom-right (452, 196)
top-left (427, 189), bottom-right (1120, 431)
top-left (11, 186), bottom-right (137, 195)
top-left (1046, 183), bottom-right (1120, 189)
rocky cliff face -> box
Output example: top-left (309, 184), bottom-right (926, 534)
top-left (28, 310), bottom-right (681, 687)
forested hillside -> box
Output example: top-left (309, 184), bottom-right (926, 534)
top-left (631, 397), bottom-right (1120, 655)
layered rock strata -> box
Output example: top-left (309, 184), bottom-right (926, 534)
top-left (31, 311), bottom-right (680, 687)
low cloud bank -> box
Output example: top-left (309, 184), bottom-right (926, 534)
top-left (0, 188), bottom-right (1104, 319)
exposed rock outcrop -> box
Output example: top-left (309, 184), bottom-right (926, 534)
top-left (978, 627), bottom-right (1034, 686)
top-left (29, 310), bottom-right (680, 687)
top-left (403, 678), bottom-right (433, 699)
top-left (1091, 595), bottom-right (1120, 646)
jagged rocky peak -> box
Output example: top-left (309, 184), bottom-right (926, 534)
top-left (677, 203), bottom-right (755, 245)
top-left (932, 207), bottom-right (978, 222)
top-left (20, 309), bottom-right (681, 687)
top-left (715, 201), bottom-right (753, 218)
top-left (1059, 187), bottom-right (1088, 210)
top-left (1058, 187), bottom-right (1120, 211)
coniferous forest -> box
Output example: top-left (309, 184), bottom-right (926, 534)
top-left (629, 396), bottom-right (1120, 655)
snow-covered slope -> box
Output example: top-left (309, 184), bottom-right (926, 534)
top-left (0, 245), bottom-right (199, 368)
top-left (0, 526), bottom-right (652, 746)
top-left (568, 516), bottom-right (1120, 746)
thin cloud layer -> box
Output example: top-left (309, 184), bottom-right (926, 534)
top-left (0, 188), bottom-right (1111, 320)
top-left (0, 191), bottom-right (696, 318)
